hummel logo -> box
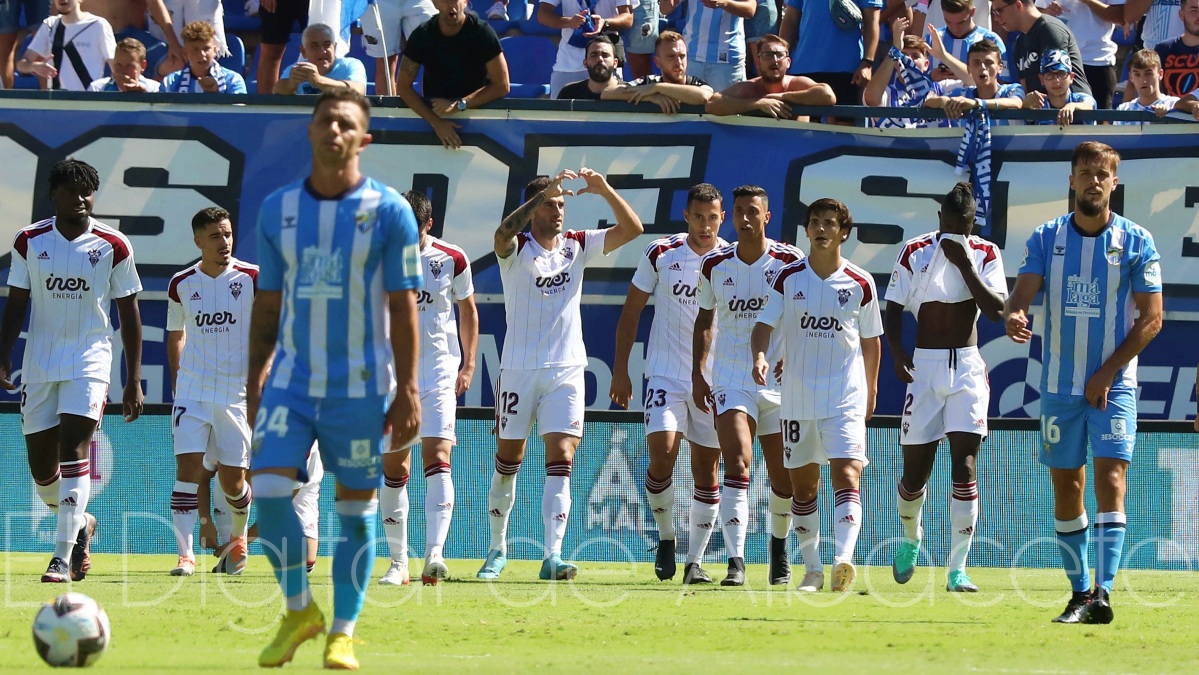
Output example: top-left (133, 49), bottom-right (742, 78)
top-left (722, 277), bottom-right (735, 286)
top-left (37, 251), bottom-right (49, 260)
top-left (669, 262), bottom-right (682, 271)
top-left (793, 291), bottom-right (805, 300)
top-left (190, 292), bottom-right (201, 301)
top-left (839, 515), bottom-right (856, 524)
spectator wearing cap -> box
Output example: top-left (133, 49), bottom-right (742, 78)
top-left (275, 23), bottom-right (368, 94)
top-left (162, 20), bottom-right (246, 93)
top-left (1022, 48), bottom-right (1096, 123)
top-left (1037, 0), bottom-right (1123, 109)
top-left (88, 37), bottom-right (161, 92)
top-left (991, 0), bottom-right (1090, 96)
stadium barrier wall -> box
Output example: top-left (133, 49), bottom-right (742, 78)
top-left (1, 95), bottom-right (1199, 418)
top-left (2, 408), bottom-right (1196, 570)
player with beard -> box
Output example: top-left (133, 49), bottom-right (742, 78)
top-left (706, 34), bottom-right (836, 121)
top-left (1006, 141), bottom-right (1162, 625)
top-left (557, 35), bottom-right (621, 99)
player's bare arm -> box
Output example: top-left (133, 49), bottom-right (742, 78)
top-left (862, 335), bottom-right (881, 420)
top-left (166, 330), bottom-right (185, 397)
top-left (495, 169), bottom-right (576, 258)
top-left (0, 287), bottom-right (30, 390)
top-left (455, 295), bottom-right (479, 397)
top-left (387, 289), bottom-right (421, 449)
top-left (246, 290), bottom-right (282, 428)
top-left (116, 295), bottom-right (144, 422)
top-left (578, 168), bottom-right (644, 253)
top-left (1004, 273), bottom-right (1043, 344)
top-left (691, 308), bottom-right (715, 412)
top-left (749, 322), bottom-right (773, 386)
top-left (939, 238), bottom-right (1006, 322)
top-left (883, 301), bottom-right (914, 383)
top-left (1085, 290), bottom-right (1163, 411)
top-left (610, 286), bottom-right (651, 408)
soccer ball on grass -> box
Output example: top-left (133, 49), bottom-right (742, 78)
top-left (32, 592), bottom-right (111, 667)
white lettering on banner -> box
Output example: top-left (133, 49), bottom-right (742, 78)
top-left (0, 136), bottom-right (40, 257)
top-left (1156, 449), bottom-right (1199, 563)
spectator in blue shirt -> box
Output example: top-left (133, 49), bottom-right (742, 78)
top-left (88, 38), bottom-right (162, 93)
top-left (162, 21), bottom-right (247, 94)
top-left (659, 0), bottom-right (758, 90)
top-left (1022, 48), bottom-right (1096, 125)
top-left (923, 38), bottom-right (1025, 123)
top-left (932, 0), bottom-right (1006, 83)
top-left (779, 0), bottom-right (883, 123)
top-left (275, 23), bottom-right (368, 95)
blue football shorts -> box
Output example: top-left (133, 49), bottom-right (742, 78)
top-left (1038, 387), bottom-right (1136, 470)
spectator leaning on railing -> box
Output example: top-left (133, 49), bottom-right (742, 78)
top-left (1114, 48), bottom-right (1190, 122)
top-left (601, 30), bottom-right (715, 112)
top-left (992, 0), bottom-right (1091, 96)
top-left (923, 38), bottom-right (1025, 122)
top-left (1022, 48), bottom-right (1097, 124)
top-left (1154, 0), bottom-right (1199, 98)
top-left (1037, 0), bottom-right (1123, 109)
top-left (558, 34), bottom-right (622, 99)
top-left (658, 0), bottom-right (756, 91)
top-left (706, 33), bottom-right (836, 121)
top-left (275, 23), bottom-right (367, 95)
top-left (17, 0), bottom-right (115, 91)
top-left (396, 0), bottom-right (510, 150)
top-left (88, 37), bottom-right (161, 92)
top-left (162, 20), bottom-right (247, 94)
top-left (778, 0), bottom-right (882, 121)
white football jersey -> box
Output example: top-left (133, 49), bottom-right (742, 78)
top-left (8, 218), bottom-right (141, 384)
top-left (885, 232), bottom-right (1007, 319)
top-left (631, 233), bottom-right (729, 381)
top-left (166, 259), bottom-right (258, 404)
top-left (759, 259), bottom-right (883, 419)
top-left (418, 236), bottom-right (474, 392)
top-left (697, 240), bottom-right (804, 391)
top-left (498, 229), bottom-right (607, 370)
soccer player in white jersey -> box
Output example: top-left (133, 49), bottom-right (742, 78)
top-left (1006, 141), bottom-right (1162, 625)
top-left (610, 183), bottom-right (728, 584)
top-left (249, 90), bottom-right (422, 670)
top-left (752, 198), bottom-right (881, 593)
top-left (165, 206), bottom-right (257, 577)
top-left (693, 185), bottom-right (803, 587)
top-left (378, 190), bottom-right (478, 588)
top-left (0, 159), bottom-right (144, 584)
top-left (884, 182), bottom-right (1007, 594)
top-left (479, 168), bottom-right (644, 581)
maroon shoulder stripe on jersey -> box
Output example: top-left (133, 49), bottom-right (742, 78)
top-left (766, 245), bottom-right (800, 264)
top-left (646, 236), bottom-right (686, 269)
top-left (516, 232), bottom-right (530, 253)
top-left (844, 265), bottom-right (873, 307)
top-left (564, 230), bottom-right (587, 249)
top-left (167, 267), bottom-right (200, 303)
top-left (232, 264), bottom-right (259, 291)
top-left (699, 247), bottom-right (735, 279)
top-left (772, 261), bottom-right (807, 294)
top-left (12, 222), bottom-right (54, 258)
top-left (91, 227), bottom-right (133, 266)
top-left (430, 240), bottom-right (469, 277)
top-left (967, 239), bottom-right (998, 265)
top-left (899, 237), bottom-right (935, 272)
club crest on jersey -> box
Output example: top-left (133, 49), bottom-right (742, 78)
top-left (561, 247), bottom-right (574, 260)
top-left (429, 259), bottom-right (443, 279)
top-left (668, 262), bottom-right (682, 271)
top-left (37, 251), bottom-right (49, 260)
top-left (354, 209), bottom-right (377, 233)
top-left (1105, 244), bottom-right (1123, 266)
top-left (87, 249), bottom-right (102, 267)
top-left (837, 288), bottom-right (851, 307)
top-left (765, 269), bottom-right (778, 285)
top-left (902, 421), bottom-right (910, 436)
top-left (229, 282), bottom-right (243, 299)
top-left (717, 393), bottom-right (726, 406)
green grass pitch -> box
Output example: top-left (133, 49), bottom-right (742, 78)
top-left (2, 553), bottom-right (1197, 673)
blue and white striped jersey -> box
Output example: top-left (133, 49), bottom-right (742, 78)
top-left (934, 25), bottom-right (1006, 73)
top-left (257, 177), bottom-right (423, 399)
top-left (1018, 213), bottom-right (1161, 396)
top-left (683, 1), bottom-right (744, 65)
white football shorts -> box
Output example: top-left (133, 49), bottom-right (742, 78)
top-left (495, 365), bottom-right (585, 440)
top-left (644, 376), bottom-right (718, 448)
top-left (900, 346), bottom-right (990, 446)
top-left (295, 446), bottom-right (323, 540)
top-left (172, 399), bottom-right (251, 469)
top-left (21, 378), bottom-right (108, 434)
top-left (780, 414), bottom-right (868, 469)
top-left (712, 386), bottom-right (781, 436)
top-left (389, 386), bottom-right (457, 452)
top-left (360, 0), bottom-right (436, 57)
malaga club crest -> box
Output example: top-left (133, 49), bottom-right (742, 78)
top-left (354, 209), bottom-right (377, 233)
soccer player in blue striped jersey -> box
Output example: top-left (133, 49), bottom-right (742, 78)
top-left (248, 89), bottom-right (423, 669)
top-left (1006, 141), bottom-right (1163, 626)
top-left (658, 0), bottom-right (756, 90)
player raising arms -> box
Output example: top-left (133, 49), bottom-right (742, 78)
top-left (752, 199), bottom-right (881, 593)
top-left (248, 89), bottom-right (423, 669)
top-left (479, 168), bottom-right (643, 581)
top-left (610, 183), bottom-right (728, 584)
top-left (0, 159), bottom-right (143, 583)
top-left (378, 190), bottom-right (478, 588)
top-left (1006, 141), bottom-right (1162, 625)
top-left (693, 185), bottom-right (803, 587)
top-left (885, 183), bottom-right (1006, 593)
top-left (165, 207), bottom-right (257, 578)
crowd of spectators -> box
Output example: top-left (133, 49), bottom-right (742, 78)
top-left (2, 0), bottom-right (1197, 124)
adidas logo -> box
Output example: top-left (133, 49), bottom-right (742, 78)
top-left (795, 526), bottom-right (809, 534)
top-left (669, 262), bottom-right (681, 271)
top-left (60, 497), bottom-right (77, 506)
top-left (489, 509), bottom-right (502, 517)
top-left (190, 292), bottom-right (201, 301)
top-left (437, 502), bottom-right (453, 509)
top-left (722, 277), bottom-right (735, 286)
top-left (651, 507), bottom-right (667, 514)
top-left (383, 517), bottom-right (400, 524)
top-left (553, 512), bottom-right (568, 521)
top-left (793, 290), bottom-right (805, 300)
top-left (959, 526), bottom-right (975, 535)
top-left (900, 515), bottom-right (914, 521)
top-left (726, 518), bottom-right (742, 526)
top-left (37, 251), bottom-right (49, 260)
top-left (698, 522), bottom-right (714, 530)
top-left (838, 515), bottom-right (856, 524)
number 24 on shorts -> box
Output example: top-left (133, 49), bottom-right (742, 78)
top-left (253, 406), bottom-right (291, 442)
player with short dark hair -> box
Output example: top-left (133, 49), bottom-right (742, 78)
top-left (1, 158), bottom-right (144, 584)
top-left (1006, 141), bottom-right (1163, 625)
top-left (610, 183), bottom-right (728, 584)
top-left (885, 182), bottom-right (1006, 593)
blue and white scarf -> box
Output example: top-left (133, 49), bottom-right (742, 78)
top-left (955, 99), bottom-right (993, 229)
top-left (877, 46), bottom-right (934, 130)
top-left (171, 62), bottom-right (228, 93)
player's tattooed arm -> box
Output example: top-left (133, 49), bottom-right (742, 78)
top-left (884, 300), bottom-right (914, 384)
top-left (247, 290), bottom-right (283, 427)
top-left (0, 287), bottom-right (30, 390)
top-left (692, 308), bottom-right (715, 412)
top-left (116, 295), bottom-right (144, 422)
top-left (495, 169), bottom-right (576, 258)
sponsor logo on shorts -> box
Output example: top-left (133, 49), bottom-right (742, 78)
top-left (337, 439), bottom-right (379, 471)
top-left (1101, 417), bottom-right (1135, 442)
top-left (716, 393), bottom-right (726, 407)
top-left (902, 421), bottom-right (910, 436)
